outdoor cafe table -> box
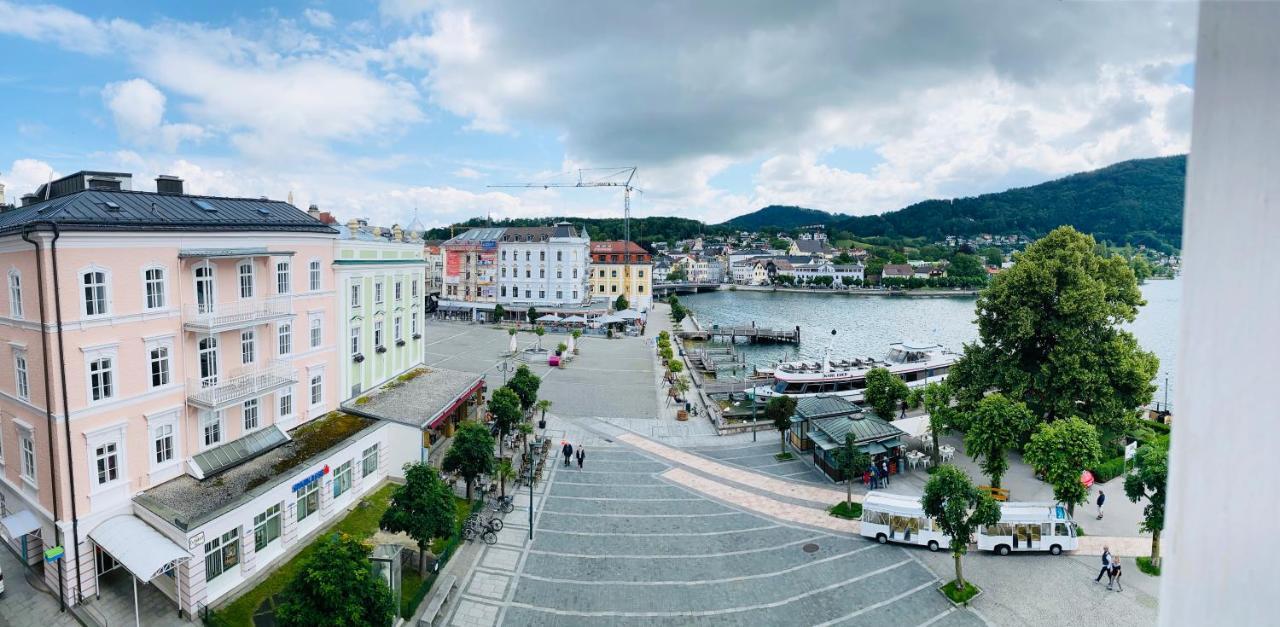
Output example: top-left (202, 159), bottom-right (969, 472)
top-left (939, 444), bottom-right (956, 461)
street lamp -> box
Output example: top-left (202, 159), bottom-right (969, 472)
top-left (525, 435), bottom-right (535, 540)
top-left (497, 360), bottom-right (515, 386)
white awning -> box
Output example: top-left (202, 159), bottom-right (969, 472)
top-left (89, 516), bottom-right (191, 582)
top-left (892, 415), bottom-right (931, 439)
top-left (0, 510), bottom-right (40, 538)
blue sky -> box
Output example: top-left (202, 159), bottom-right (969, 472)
top-left (0, 1), bottom-right (1197, 228)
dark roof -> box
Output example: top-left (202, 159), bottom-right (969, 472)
top-left (0, 189), bottom-right (337, 236)
top-left (794, 239), bottom-right (832, 254)
top-left (811, 413), bottom-right (905, 444)
top-left (882, 264), bottom-right (915, 277)
top-left (501, 226), bottom-right (555, 242)
top-left (792, 395), bottom-right (862, 420)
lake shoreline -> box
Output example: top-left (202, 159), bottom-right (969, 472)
top-left (724, 284), bottom-right (980, 298)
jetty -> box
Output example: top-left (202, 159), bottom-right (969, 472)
top-left (678, 325), bottom-right (801, 344)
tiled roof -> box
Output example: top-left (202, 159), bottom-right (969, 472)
top-left (882, 264), bottom-right (915, 277)
top-left (590, 240), bottom-right (646, 254)
top-left (0, 189), bottom-right (336, 236)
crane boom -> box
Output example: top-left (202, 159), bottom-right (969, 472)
top-left (489, 167), bottom-right (640, 311)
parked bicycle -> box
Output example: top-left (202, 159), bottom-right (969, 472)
top-left (463, 515), bottom-right (501, 544)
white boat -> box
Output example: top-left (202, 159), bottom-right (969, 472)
top-left (752, 340), bottom-right (959, 402)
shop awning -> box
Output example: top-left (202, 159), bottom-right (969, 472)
top-left (0, 510), bottom-right (39, 538)
top-left (891, 415), bottom-right (931, 438)
top-left (426, 379), bottom-right (484, 430)
top-left (858, 442), bottom-right (888, 455)
top-left (89, 516), bottom-right (191, 582)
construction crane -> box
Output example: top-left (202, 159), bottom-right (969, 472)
top-left (490, 167), bottom-right (640, 309)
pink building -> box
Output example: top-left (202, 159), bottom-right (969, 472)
top-left (0, 172), bottom-right (393, 619)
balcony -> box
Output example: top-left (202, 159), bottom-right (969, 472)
top-left (183, 296), bottom-right (293, 333)
top-left (186, 361), bottom-right (296, 410)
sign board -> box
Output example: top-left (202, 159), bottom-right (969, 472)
top-left (291, 465), bottom-right (330, 492)
top-left (44, 546), bottom-right (64, 563)
top-left (1125, 441), bottom-right (1138, 461)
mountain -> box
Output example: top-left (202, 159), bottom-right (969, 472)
top-left (422, 215), bottom-right (707, 247)
top-left (720, 205), bottom-right (841, 231)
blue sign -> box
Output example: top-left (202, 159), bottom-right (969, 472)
top-left (1055, 506), bottom-right (1066, 520)
top-left (44, 546), bottom-right (64, 563)
top-left (292, 466), bottom-right (328, 492)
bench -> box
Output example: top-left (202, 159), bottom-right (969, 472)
top-left (419, 574), bottom-right (459, 626)
top-left (978, 485), bottom-right (1010, 501)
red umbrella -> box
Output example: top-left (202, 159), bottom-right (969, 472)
top-left (1081, 470), bottom-right (1095, 488)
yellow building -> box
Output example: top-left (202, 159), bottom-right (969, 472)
top-left (589, 240), bottom-right (653, 310)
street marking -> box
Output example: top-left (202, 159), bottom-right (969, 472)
top-left (526, 534), bottom-right (826, 559)
top-left (532, 525), bottom-right (780, 537)
top-left (505, 558), bottom-right (912, 617)
top-left (916, 608), bottom-right (960, 627)
top-left (813, 579), bottom-right (938, 627)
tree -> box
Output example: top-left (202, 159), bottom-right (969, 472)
top-left (492, 304), bottom-right (505, 322)
top-left (864, 368), bottom-right (908, 419)
top-left (535, 399), bottom-right (552, 422)
top-left (1129, 255), bottom-right (1153, 283)
top-left (950, 227), bottom-right (1159, 439)
top-left (921, 465), bottom-right (1002, 591)
top-left (962, 394), bottom-right (1035, 488)
top-left (532, 326), bottom-right (546, 349)
top-left (947, 252), bottom-right (986, 278)
top-left (496, 458), bottom-right (515, 500)
top-left (526, 306), bottom-right (538, 323)
top-left (833, 252), bottom-right (855, 265)
top-left (380, 463), bottom-right (456, 576)
top-left (841, 276), bottom-right (857, 287)
top-left (667, 359), bottom-right (684, 375)
top-left (488, 387), bottom-right (522, 453)
top-left (765, 395), bottom-right (798, 456)
top-left (1124, 442), bottom-right (1168, 567)
top-left (1023, 417), bottom-right (1102, 516)
top-left (672, 305), bottom-right (687, 324)
top-left (833, 434), bottom-right (872, 506)
top-left (666, 266), bottom-right (688, 282)
top-left (276, 534), bottom-right (396, 627)
top-left (921, 382), bottom-right (955, 469)
top-left (979, 246), bottom-right (1004, 267)
top-left (889, 252), bottom-right (908, 264)
top-left (614, 294), bottom-right (629, 311)
top-left (442, 421), bottom-right (495, 500)
top-left (507, 365), bottom-right (541, 411)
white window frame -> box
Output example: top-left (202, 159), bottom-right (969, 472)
top-left (142, 265), bottom-right (166, 310)
top-left (85, 347), bottom-right (117, 403)
top-left (410, 312), bottom-right (419, 337)
top-left (198, 336), bottom-right (219, 387)
top-left (332, 460), bottom-right (352, 498)
top-left (412, 279), bottom-right (419, 299)
top-left (243, 398), bottom-right (260, 432)
top-left (146, 339), bottom-right (173, 389)
top-left (93, 441), bottom-right (121, 486)
top-left (193, 262), bottom-right (216, 314)
top-left (7, 269), bottom-right (22, 319)
top-left (80, 266), bottom-right (111, 318)
top-left (309, 314), bottom-right (322, 349)
top-left (254, 504), bottom-right (282, 551)
top-left (350, 325), bottom-right (361, 355)
top-left (238, 261), bottom-right (255, 299)
top-left (278, 386), bottom-right (295, 422)
top-left (362, 444), bottom-right (378, 478)
top-left (373, 320), bottom-right (384, 348)
top-left (394, 316), bottom-right (402, 342)
top-left (350, 282), bottom-right (362, 309)
top-left (374, 281), bottom-right (384, 304)
top-left (308, 259), bottom-right (321, 292)
top-left (241, 330), bottom-right (256, 365)
top-left (201, 410), bottom-right (223, 448)
top-left (276, 260), bottom-right (291, 295)
top-left (295, 481), bottom-right (320, 522)
top-left (204, 528), bottom-right (239, 582)
top-left (309, 371), bottom-right (324, 408)
top-left (152, 421), bottom-right (176, 467)
top-left (14, 349), bottom-right (29, 400)
top-left (278, 323), bottom-right (292, 356)
top-left (394, 280), bottom-right (402, 302)
top-left (20, 428), bottom-right (36, 482)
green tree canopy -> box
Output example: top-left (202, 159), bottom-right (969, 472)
top-left (921, 382), bottom-right (955, 468)
top-left (614, 294), bottom-right (629, 311)
top-left (833, 434), bottom-right (872, 506)
top-left (380, 463), bottom-right (457, 575)
top-left (947, 252), bottom-right (986, 278)
top-left (864, 368), bottom-right (909, 419)
top-left (506, 365), bottom-right (541, 411)
top-left (666, 266), bottom-right (688, 281)
top-left (493, 304), bottom-right (505, 321)
top-left (276, 534), bottom-right (396, 627)
top-left (526, 306), bottom-right (538, 322)
top-left (962, 394), bottom-right (1036, 488)
top-left (442, 421), bottom-right (496, 500)
top-left (1023, 417), bottom-right (1103, 516)
top-left (949, 226), bottom-right (1159, 439)
top-left (1124, 442), bottom-right (1169, 566)
top-left (765, 395), bottom-right (798, 456)
top-left (979, 247), bottom-right (1004, 267)
top-left (488, 387), bottom-right (523, 450)
top-left (922, 465), bottom-right (1001, 591)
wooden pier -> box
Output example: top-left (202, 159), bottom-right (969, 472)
top-left (678, 325), bottom-right (801, 344)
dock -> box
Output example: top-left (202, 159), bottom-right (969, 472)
top-left (678, 325), bottom-right (801, 344)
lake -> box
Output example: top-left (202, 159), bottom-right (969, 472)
top-left (679, 277), bottom-right (1181, 407)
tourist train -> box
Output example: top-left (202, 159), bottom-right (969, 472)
top-left (751, 340), bottom-right (959, 402)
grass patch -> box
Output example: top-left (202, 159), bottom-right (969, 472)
top-left (398, 367), bottom-right (429, 382)
top-left (1074, 524), bottom-right (1086, 537)
top-left (1136, 556), bottom-right (1161, 576)
top-left (828, 501), bottom-right (863, 519)
top-left (212, 483), bottom-right (397, 626)
top-left (244, 412), bottom-right (378, 490)
top-left (774, 452), bottom-right (794, 461)
top-left (354, 396), bottom-right (371, 405)
top-left (940, 580), bottom-right (982, 606)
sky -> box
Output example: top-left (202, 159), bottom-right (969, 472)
top-left (0, 1), bottom-right (1197, 229)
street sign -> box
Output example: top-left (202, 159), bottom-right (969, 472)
top-left (1125, 441), bottom-right (1138, 460)
top-left (44, 546), bottom-right (64, 563)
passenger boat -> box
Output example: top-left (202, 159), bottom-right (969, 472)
top-left (751, 341), bottom-right (959, 402)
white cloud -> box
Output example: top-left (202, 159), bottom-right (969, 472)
top-left (452, 167), bottom-right (482, 179)
top-left (0, 1), bottom-right (109, 54)
top-left (303, 8), bottom-right (335, 29)
top-left (0, 159), bottom-right (59, 202)
top-left (101, 78), bottom-right (205, 151)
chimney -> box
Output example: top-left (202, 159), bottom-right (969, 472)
top-left (155, 175), bottom-right (184, 195)
top-left (21, 193), bottom-right (38, 207)
top-left (308, 204), bottom-right (321, 219)
top-left (392, 224), bottom-right (404, 242)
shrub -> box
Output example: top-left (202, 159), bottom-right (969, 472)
top-left (828, 501), bottom-right (862, 519)
top-left (1091, 456), bottom-right (1128, 483)
top-left (1136, 556), bottom-right (1161, 576)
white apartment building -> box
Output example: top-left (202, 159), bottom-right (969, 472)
top-left (496, 224), bottom-right (590, 307)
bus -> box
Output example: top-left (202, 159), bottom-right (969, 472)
top-left (859, 491), bottom-right (952, 552)
top-left (977, 501), bottom-right (1078, 555)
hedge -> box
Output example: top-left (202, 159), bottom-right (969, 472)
top-left (1091, 456), bottom-right (1128, 483)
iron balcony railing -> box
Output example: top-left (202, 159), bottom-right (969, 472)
top-left (186, 360), bottom-right (296, 409)
top-left (182, 296), bottom-right (293, 332)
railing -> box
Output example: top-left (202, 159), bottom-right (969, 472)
top-left (182, 296), bottom-right (292, 332)
top-left (186, 360), bottom-right (296, 409)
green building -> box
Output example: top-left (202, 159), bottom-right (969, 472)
top-left (335, 220), bottom-right (427, 399)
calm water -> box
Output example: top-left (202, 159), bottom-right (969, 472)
top-left (680, 277), bottom-right (1181, 406)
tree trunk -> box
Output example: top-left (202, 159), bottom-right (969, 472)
top-left (929, 422), bottom-right (942, 469)
top-left (780, 431), bottom-right (787, 456)
top-left (1151, 529), bottom-right (1161, 568)
top-left (1067, 501), bottom-right (1075, 517)
top-left (500, 475), bottom-right (506, 498)
top-left (846, 477), bottom-right (852, 507)
top-left (465, 478), bottom-right (474, 500)
top-left (418, 545), bottom-right (427, 577)
top-left (953, 552), bottom-right (965, 590)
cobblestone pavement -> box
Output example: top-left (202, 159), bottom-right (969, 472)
top-left (686, 440), bottom-right (831, 484)
top-left (447, 436), bottom-right (981, 627)
top-left (0, 547), bottom-right (78, 627)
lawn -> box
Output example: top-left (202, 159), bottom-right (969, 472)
top-left (828, 501), bottom-right (863, 519)
top-left (940, 580), bottom-right (982, 606)
top-left (210, 483), bottom-right (397, 625)
top-left (1137, 556), bottom-right (1161, 576)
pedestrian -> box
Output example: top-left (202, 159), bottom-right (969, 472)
top-left (562, 441), bottom-right (574, 467)
top-left (576, 447), bottom-right (585, 469)
top-left (1094, 546), bottom-right (1112, 584)
top-left (1109, 556), bottom-right (1123, 592)
top-left (1096, 490), bottom-right (1106, 520)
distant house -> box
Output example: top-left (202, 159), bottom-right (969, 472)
top-left (881, 264), bottom-right (915, 279)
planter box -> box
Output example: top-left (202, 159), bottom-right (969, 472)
top-left (937, 582), bottom-right (983, 607)
top-left (676, 410), bottom-right (689, 421)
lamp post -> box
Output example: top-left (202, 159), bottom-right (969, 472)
top-left (526, 435), bottom-right (535, 540)
top-left (497, 360), bottom-right (515, 386)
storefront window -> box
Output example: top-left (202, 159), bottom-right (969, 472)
top-left (204, 529), bottom-right (239, 581)
top-left (362, 444), bottom-right (378, 478)
top-left (254, 504), bottom-right (281, 551)
top-left (333, 461), bottom-right (353, 498)
top-left (296, 481), bottom-right (320, 522)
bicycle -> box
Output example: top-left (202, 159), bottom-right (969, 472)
top-left (466, 512), bottom-right (504, 533)
top-left (494, 494), bottom-right (515, 514)
top-left (463, 517), bottom-right (502, 544)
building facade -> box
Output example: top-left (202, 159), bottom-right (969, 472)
top-left (0, 173), bottom-right (345, 614)
top-left (588, 241), bottom-right (652, 310)
top-left (440, 228), bottom-right (502, 307)
top-left (334, 221), bottom-right (427, 400)
top-left (497, 224), bottom-right (590, 307)
top-left (422, 240), bottom-right (444, 296)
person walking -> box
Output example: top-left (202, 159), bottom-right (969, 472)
top-left (1096, 490), bottom-right (1106, 520)
top-left (576, 447), bottom-right (585, 469)
top-left (1094, 546), bottom-right (1112, 583)
top-left (1109, 556), bottom-right (1124, 592)
top-left (561, 441), bottom-right (574, 467)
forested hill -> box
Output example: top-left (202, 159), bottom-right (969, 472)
top-left (720, 205), bottom-right (841, 230)
top-left (422, 215), bottom-right (707, 245)
top-left (830, 155), bottom-right (1186, 250)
